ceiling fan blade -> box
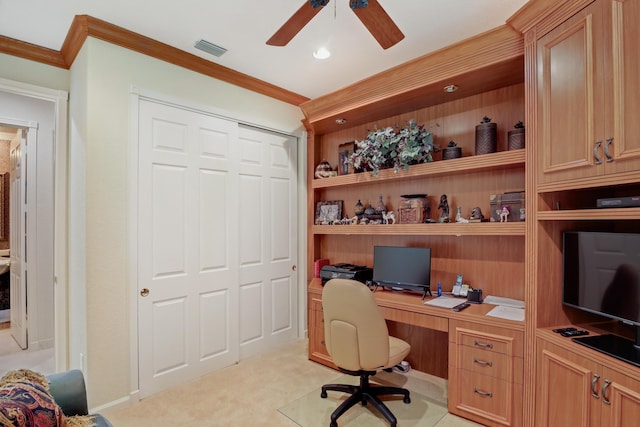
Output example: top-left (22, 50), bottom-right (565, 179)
top-left (266, 2), bottom-right (325, 46)
top-left (352, 0), bottom-right (405, 49)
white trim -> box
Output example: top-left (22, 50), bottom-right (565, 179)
top-left (0, 79), bottom-right (69, 372)
top-left (127, 90), bottom-right (141, 403)
top-left (130, 86), bottom-right (299, 138)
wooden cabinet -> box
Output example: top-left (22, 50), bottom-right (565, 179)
top-left (307, 286), bottom-right (335, 368)
top-left (536, 334), bottom-right (640, 427)
top-left (449, 320), bottom-right (524, 426)
top-left (507, 1), bottom-right (640, 425)
top-left (536, 0), bottom-right (640, 189)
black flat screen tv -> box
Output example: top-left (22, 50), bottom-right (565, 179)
top-left (562, 231), bottom-right (640, 367)
top-left (372, 246), bottom-right (432, 299)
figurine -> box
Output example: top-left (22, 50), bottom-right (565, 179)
top-left (382, 211), bottom-right (396, 225)
top-left (500, 205), bottom-right (510, 222)
top-left (455, 207), bottom-right (469, 223)
top-left (438, 194), bottom-right (450, 223)
top-left (470, 207), bottom-right (485, 221)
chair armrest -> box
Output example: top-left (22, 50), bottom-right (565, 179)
top-left (47, 369), bottom-right (89, 417)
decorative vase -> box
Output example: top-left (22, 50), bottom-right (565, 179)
top-left (354, 199), bottom-right (365, 216)
top-left (442, 147), bottom-right (461, 160)
top-left (475, 116), bottom-right (497, 155)
top-left (376, 195), bottom-right (386, 214)
top-left (508, 123), bottom-right (525, 150)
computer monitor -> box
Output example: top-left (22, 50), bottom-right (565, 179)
top-left (372, 245), bottom-right (432, 299)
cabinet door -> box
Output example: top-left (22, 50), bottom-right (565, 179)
top-left (600, 367), bottom-right (640, 427)
top-left (602, 0), bottom-right (640, 175)
top-left (537, 1), bottom-right (607, 185)
top-left (308, 295), bottom-right (332, 364)
top-left (536, 339), bottom-right (601, 427)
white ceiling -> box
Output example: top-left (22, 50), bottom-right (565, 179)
top-left (0, 0), bottom-right (528, 100)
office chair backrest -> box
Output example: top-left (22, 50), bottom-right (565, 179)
top-left (322, 279), bottom-right (391, 371)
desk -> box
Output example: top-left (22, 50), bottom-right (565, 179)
top-left (308, 279), bottom-right (525, 427)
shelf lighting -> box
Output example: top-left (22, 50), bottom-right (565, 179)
top-left (335, 118), bottom-right (347, 125)
top-left (443, 84), bottom-right (459, 93)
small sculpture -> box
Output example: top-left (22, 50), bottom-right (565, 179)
top-left (314, 160), bottom-right (336, 179)
top-left (500, 205), bottom-right (510, 222)
top-left (382, 211), bottom-right (396, 225)
top-left (455, 207), bottom-right (469, 223)
top-left (470, 207), bottom-right (485, 221)
top-left (438, 194), bottom-right (450, 223)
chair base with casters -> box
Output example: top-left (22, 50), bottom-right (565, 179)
top-left (321, 368), bottom-right (410, 427)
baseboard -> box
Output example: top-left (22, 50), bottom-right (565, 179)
top-left (90, 393), bottom-right (133, 414)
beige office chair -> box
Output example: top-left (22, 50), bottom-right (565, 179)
top-left (320, 279), bottom-right (411, 427)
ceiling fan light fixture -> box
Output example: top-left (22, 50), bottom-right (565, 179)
top-left (313, 47), bottom-right (331, 59)
top-left (443, 84), bottom-right (459, 93)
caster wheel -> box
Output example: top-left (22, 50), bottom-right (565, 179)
top-left (404, 396), bottom-right (411, 404)
top-left (321, 390), bottom-right (327, 398)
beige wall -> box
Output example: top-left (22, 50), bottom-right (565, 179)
top-left (1, 39), bottom-right (304, 408)
top-left (67, 38), bottom-right (305, 408)
top-left (0, 53), bottom-right (69, 91)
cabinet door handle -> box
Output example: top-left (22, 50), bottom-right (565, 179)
top-left (591, 374), bottom-right (600, 399)
top-left (473, 358), bottom-right (493, 367)
top-left (594, 140), bottom-right (602, 165)
top-left (602, 379), bottom-right (611, 405)
top-left (473, 387), bottom-right (493, 398)
top-left (474, 340), bottom-right (493, 349)
top-left (604, 137), bottom-right (614, 162)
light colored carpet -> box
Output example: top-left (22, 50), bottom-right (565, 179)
top-left (103, 339), bottom-right (484, 426)
top-left (279, 371), bottom-right (448, 427)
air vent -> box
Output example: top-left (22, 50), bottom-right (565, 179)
top-left (194, 39), bottom-right (227, 57)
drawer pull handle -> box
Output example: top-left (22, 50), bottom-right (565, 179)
top-left (474, 340), bottom-right (493, 349)
top-left (591, 374), bottom-right (600, 399)
top-left (473, 387), bottom-right (493, 398)
top-left (473, 358), bottom-right (493, 367)
top-left (604, 137), bottom-right (614, 162)
top-left (602, 380), bottom-right (611, 405)
top-left (594, 140), bottom-right (602, 165)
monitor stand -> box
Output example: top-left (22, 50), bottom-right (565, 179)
top-left (373, 283), bottom-right (432, 300)
top-left (573, 331), bottom-right (640, 368)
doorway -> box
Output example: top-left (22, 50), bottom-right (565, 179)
top-left (0, 78), bottom-right (69, 374)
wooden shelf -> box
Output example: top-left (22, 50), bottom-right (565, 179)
top-left (312, 222), bottom-right (525, 236)
top-left (537, 207), bottom-right (640, 221)
top-left (312, 149), bottom-right (525, 190)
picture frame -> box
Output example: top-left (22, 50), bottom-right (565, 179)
top-left (338, 141), bottom-right (355, 175)
top-left (315, 200), bottom-right (343, 224)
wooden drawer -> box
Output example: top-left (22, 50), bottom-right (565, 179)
top-left (456, 370), bottom-right (522, 426)
top-left (459, 345), bottom-right (512, 381)
top-left (458, 328), bottom-right (516, 356)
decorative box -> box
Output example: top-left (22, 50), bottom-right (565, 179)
top-left (489, 191), bottom-right (525, 222)
top-left (398, 195), bottom-right (430, 224)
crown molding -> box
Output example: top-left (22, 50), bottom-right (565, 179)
top-left (0, 35), bottom-right (66, 68)
top-left (2, 15), bottom-right (309, 106)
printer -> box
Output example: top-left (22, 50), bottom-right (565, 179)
top-left (320, 263), bottom-right (373, 285)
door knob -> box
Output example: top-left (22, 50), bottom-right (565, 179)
top-left (140, 288), bottom-right (150, 297)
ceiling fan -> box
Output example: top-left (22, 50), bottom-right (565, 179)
top-left (266, 0), bottom-right (405, 50)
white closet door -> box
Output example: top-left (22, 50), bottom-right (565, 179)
top-left (237, 125), bottom-right (298, 358)
top-left (138, 99), bottom-right (240, 397)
